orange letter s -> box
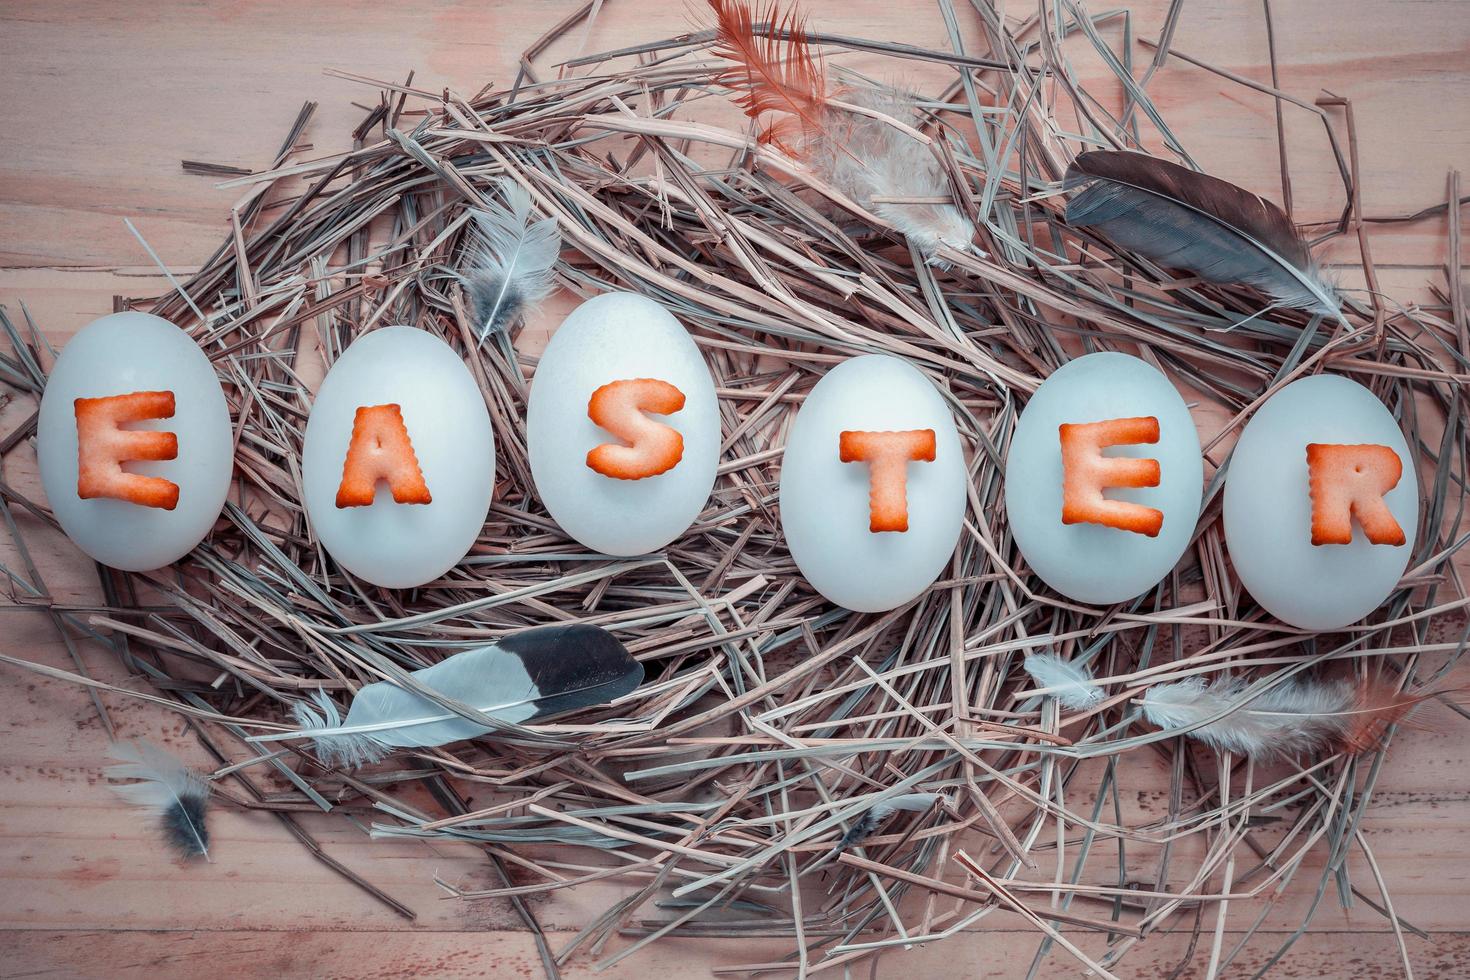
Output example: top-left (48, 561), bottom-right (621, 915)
top-left (586, 378), bottom-right (686, 480)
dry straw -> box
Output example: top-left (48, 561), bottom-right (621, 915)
top-left (2, 1), bottom-right (1468, 977)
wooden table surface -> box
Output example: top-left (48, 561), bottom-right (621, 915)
top-left (2, 1), bottom-right (1468, 977)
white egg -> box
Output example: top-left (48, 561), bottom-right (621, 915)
top-left (302, 327), bottom-right (494, 589)
top-left (779, 355), bottom-right (966, 612)
top-left (1004, 352), bottom-right (1203, 604)
top-left (527, 292), bottom-right (719, 556)
top-left (1224, 375), bottom-right (1416, 630)
top-left (37, 312), bottom-right (233, 571)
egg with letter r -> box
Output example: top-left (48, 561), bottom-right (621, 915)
top-left (1224, 375), bottom-right (1416, 630)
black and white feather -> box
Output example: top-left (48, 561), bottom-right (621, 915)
top-left (1064, 149), bottom-right (1338, 317)
top-left (461, 178), bottom-right (561, 342)
top-left (836, 792), bottom-right (939, 851)
top-left (106, 740), bottom-right (210, 860)
top-left (284, 624), bottom-right (644, 768)
top-left (1023, 653), bottom-right (1104, 711)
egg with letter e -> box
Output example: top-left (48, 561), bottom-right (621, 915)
top-left (527, 292), bottom-right (719, 556)
top-left (779, 355), bottom-right (967, 613)
top-left (1224, 374), bottom-right (1416, 630)
top-left (1004, 351), bottom-right (1203, 605)
top-left (37, 311), bottom-right (233, 571)
top-left (301, 326), bottom-right (495, 589)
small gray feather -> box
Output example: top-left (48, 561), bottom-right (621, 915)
top-left (106, 740), bottom-right (210, 860)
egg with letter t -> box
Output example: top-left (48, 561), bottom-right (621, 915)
top-left (779, 355), bottom-right (967, 613)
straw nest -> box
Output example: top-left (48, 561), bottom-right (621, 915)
top-left (3, 3), bottom-right (1467, 976)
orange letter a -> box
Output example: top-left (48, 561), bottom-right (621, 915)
top-left (335, 404), bottom-right (432, 508)
top-left (586, 379), bottom-right (686, 480)
top-left (839, 429), bottom-right (937, 533)
top-left (75, 391), bottom-right (180, 510)
top-left (1307, 443), bottom-right (1406, 546)
top-left (1059, 416), bottom-right (1164, 537)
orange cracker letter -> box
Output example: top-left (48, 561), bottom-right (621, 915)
top-left (839, 429), bottom-right (937, 533)
top-left (335, 404), bottom-right (432, 508)
top-left (586, 378), bottom-right (686, 480)
top-left (1306, 443), bottom-right (1406, 546)
top-left (75, 390), bottom-right (180, 510)
top-left (1059, 416), bottom-right (1163, 537)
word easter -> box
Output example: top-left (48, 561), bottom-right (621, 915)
top-left (37, 298), bottom-right (1418, 631)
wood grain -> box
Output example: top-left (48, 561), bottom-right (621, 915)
top-left (1, 1), bottom-right (1467, 977)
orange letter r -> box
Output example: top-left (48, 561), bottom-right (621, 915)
top-left (1306, 443), bottom-right (1406, 546)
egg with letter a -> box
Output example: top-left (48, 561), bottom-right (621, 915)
top-left (527, 292), bottom-right (719, 556)
top-left (301, 326), bottom-right (495, 589)
top-left (37, 311), bottom-right (233, 571)
top-left (1224, 375), bottom-right (1416, 630)
top-left (1004, 352), bottom-right (1203, 605)
top-left (779, 355), bottom-right (967, 613)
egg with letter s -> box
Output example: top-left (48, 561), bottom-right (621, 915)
top-left (37, 311), bottom-right (233, 571)
top-left (301, 326), bottom-right (495, 589)
top-left (779, 355), bottom-right (966, 612)
top-left (1004, 352), bottom-right (1203, 605)
top-left (527, 292), bottom-right (720, 556)
top-left (1224, 374), bottom-right (1416, 630)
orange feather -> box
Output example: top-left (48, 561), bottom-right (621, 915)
top-left (708, 0), bottom-right (828, 156)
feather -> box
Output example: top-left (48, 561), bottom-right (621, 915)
top-left (1141, 675), bottom-right (1432, 760)
top-left (707, 1), bottom-right (974, 261)
top-left (837, 792), bottom-right (938, 851)
top-left (708, 0), bottom-right (828, 154)
top-left (1023, 653), bottom-right (1104, 711)
top-left (287, 624), bottom-right (644, 768)
top-left (461, 178), bottom-right (561, 342)
top-left (1064, 150), bottom-right (1338, 316)
top-left (106, 740), bottom-right (210, 860)
top-left (819, 84), bottom-right (977, 259)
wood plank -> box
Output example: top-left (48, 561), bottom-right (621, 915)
top-left (1, 0), bottom-right (1467, 977)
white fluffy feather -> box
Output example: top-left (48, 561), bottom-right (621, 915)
top-left (1023, 653), bottom-right (1104, 710)
top-left (1141, 676), bottom-right (1355, 760)
top-left (816, 84), bottom-right (977, 262)
top-left (462, 178), bottom-right (561, 341)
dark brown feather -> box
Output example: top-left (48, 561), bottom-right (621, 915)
top-left (1064, 149), bottom-right (1337, 315)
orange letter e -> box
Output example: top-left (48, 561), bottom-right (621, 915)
top-left (75, 391), bottom-right (180, 510)
top-left (1059, 416), bottom-right (1164, 537)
